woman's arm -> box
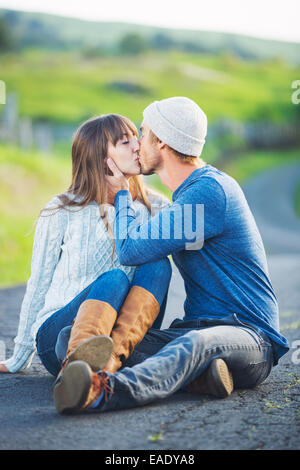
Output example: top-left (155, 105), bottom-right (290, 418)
top-left (2, 198), bottom-right (65, 373)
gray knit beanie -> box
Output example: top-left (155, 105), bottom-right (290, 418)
top-left (143, 97), bottom-right (207, 157)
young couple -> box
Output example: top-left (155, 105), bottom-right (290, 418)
top-left (0, 97), bottom-right (289, 415)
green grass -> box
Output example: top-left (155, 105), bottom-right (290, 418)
top-left (295, 180), bottom-right (300, 218)
top-left (1, 49), bottom-right (299, 125)
top-left (0, 144), bottom-right (71, 286)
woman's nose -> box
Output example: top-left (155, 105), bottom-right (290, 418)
top-left (133, 139), bottom-right (139, 152)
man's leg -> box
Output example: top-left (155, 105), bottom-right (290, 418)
top-left (122, 326), bottom-right (187, 368)
top-left (98, 325), bottom-right (273, 412)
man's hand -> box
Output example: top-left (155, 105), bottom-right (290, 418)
top-left (105, 158), bottom-right (129, 203)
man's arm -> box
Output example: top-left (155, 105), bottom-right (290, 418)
top-left (113, 190), bottom-right (203, 265)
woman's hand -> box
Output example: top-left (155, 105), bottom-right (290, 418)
top-left (0, 362), bottom-right (10, 373)
top-left (105, 158), bottom-right (129, 201)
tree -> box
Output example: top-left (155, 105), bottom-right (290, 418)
top-left (0, 17), bottom-right (12, 52)
top-left (119, 33), bottom-right (148, 56)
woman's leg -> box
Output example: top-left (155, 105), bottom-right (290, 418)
top-left (55, 258), bottom-right (172, 375)
top-left (36, 269), bottom-right (130, 376)
top-left (103, 258), bottom-right (172, 373)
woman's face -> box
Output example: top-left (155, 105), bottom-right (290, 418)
top-left (107, 130), bottom-right (141, 176)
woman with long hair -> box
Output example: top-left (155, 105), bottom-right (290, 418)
top-left (0, 114), bottom-right (172, 386)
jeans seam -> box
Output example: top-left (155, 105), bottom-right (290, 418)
top-left (204, 343), bottom-right (259, 357)
top-left (139, 340), bottom-right (170, 346)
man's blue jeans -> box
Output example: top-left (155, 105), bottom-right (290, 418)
top-left (93, 315), bottom-right (274, 412)
top-left (36, 258), bottom-right (172, 376)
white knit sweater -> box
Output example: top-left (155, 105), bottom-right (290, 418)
top-left (5, 189), bottom-right (170, 373)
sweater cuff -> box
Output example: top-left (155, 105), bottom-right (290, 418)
top-left (4, 348), bottom-right (35, 373)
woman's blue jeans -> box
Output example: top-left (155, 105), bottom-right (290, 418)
top-left (96, 316), bottom-right (274, 412)
top-left (36, 258), bottom-right (172, 376)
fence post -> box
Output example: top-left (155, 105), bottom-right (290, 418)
top-left (19, 117), bottom-right (34, 151)
top-left (3, 92), bottom-right (18, 144)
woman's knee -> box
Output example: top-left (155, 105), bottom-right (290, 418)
top-left (132, 258), bottom-right (172, 306)
top-left (135, 258), bottom-right (172, 284)
top-left (156, 257), bottom-right (172, 283)
top-left (36, 322), bottom-right (53, 356)
top-left (55, 325), bottom-right (72, 363)
top-left (95, 269), bottom-right (130, 289)
top-left (89, 269), bottom-right (130, 310)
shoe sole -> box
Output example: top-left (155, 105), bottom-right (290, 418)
top-left (68, 335), bottom-right (113, 372)
top-left (53, 361), bottom-right (92, 414)
top-left (208, 358), bottom-right (234, 398)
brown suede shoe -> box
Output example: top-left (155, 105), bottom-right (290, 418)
top-left (53, 360), bottom-right (113, 414)
top-left (186, 358), bottom-right (234, 398)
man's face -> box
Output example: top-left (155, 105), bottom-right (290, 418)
top-left (138, 122), bottom-right (163, 175)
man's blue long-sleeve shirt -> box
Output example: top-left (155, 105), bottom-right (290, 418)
top-left (113, 164), bottom-right (289, 363)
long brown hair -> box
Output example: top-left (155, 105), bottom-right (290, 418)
top-left (40, 114), bottom-right (151, 249)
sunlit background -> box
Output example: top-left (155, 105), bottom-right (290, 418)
top-left (0, 0), bottom-right (299, 286)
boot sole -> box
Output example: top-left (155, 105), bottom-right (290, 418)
top-left (69, 335), bottom-right (113, 372)
top-left (208, 358), bottom-right (234, 398)
top-left (53, 361), bottom-right (92, 414)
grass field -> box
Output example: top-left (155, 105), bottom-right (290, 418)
top-left (2, 49), bottom-right (299, 125)
top-left (0, 143), bottom-right (299, 288)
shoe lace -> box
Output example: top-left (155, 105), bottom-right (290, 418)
top-left (95, 371), bottom-right (114, 402)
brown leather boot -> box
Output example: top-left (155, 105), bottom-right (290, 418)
top-left (186, 358), bottom-right (234, 398)
top-left (53, 360), bottom-right (113, 414)
top-left (57, 299), bottom-right (117, 378)
top-left (103, 286), bottom-right (160, 374)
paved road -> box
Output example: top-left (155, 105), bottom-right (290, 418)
top-left (0, 163), bottom-right (300, 450)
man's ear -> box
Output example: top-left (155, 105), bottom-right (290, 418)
top-left (157, 139), bottom-right (166, 150)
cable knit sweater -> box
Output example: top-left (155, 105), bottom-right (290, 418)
top-left (5, 189), bottom-right (170, 373)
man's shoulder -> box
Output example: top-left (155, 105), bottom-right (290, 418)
top-left (174, 165), bottom-right (246, 213)
top-left (178, 166), bottom-right (227, 199)
top-left (195, 165), bottom-right (242, 198)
